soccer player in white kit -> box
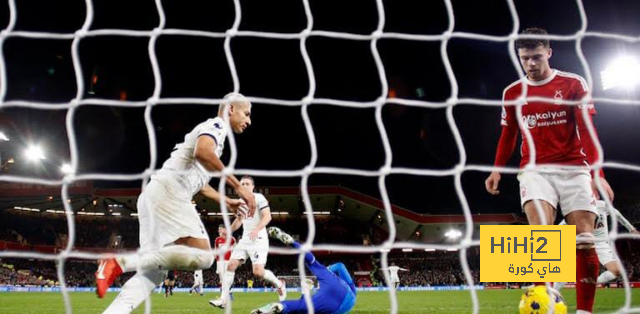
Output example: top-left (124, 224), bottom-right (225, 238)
top-left (382, 262), bottom-right (409, 289)
top-left (96, 93), bottom-right (256, 314)
top-left (189, 269), bottom-right (204, 296)
top-left (554, 201), bottom-right (639, 291)
top-left (210, 176), bottom-right (286, 309)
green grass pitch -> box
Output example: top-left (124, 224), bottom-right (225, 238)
top-left (0, 289), bottom-right (638, 313)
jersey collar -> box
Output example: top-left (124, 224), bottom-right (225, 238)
top-left (526, 69), bottom-right (557, 86)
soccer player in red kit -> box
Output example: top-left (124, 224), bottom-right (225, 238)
top-left (484, 27), bottom-right (614, 314)
top-left (214, 225), bottom-right (236, 300)
top-left (214, 225), bottom-right (236, 285)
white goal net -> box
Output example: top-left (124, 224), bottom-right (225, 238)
top-left (0, 0), bottom-right (639, 314)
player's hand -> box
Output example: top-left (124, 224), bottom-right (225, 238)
top-left (225, 198), bottom-right (244, 213)
top-left (485, 172), bottom-right (501, 195)
top-left (631, 229), bottom-right (639, 235)
top-left (236, 186), bottom-right (256, 218)
top-left (248, 229), bottom-right (259, 241)
top-left (592, 176), bottom-right (614, 201)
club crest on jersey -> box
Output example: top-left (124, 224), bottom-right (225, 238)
top-left (553, 90), bottom-right (563, 104)
top-left (523, 115), bottom-right (537, 129)
top-left (213, 123), bottom-right (222, 129)
top-left (520, 186), bottom-right (527, 198)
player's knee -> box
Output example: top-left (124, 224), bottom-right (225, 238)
top-left (607, 262), bottom-right (622, 276)
top-left (227, 260), bottom-right (240, 271)
top-left (253, 268), bottom-right (265, 277)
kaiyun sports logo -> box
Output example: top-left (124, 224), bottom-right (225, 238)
top-left (522, 110), bottom-right (568, 129)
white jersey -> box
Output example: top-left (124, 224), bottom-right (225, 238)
top-left (194, 270), bottom-right (203, 282)
top-left (241, 193), bottom-right (270, 240)
top-left (154, 117), bottom-right (228, 196)
top-left (388, 266), bottom-right (406, 282)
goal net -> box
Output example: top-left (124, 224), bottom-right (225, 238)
top-left (0, 0), bottom-right (638, 314)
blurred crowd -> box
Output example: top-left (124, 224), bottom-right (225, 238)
top-left (2, 246), bottom-right (639, 289)
top-left (1, 209), bottom-right (639, 289)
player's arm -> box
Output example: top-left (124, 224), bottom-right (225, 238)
top-left (399, 267), bottom-right (409, 271)
top-left (198, 184), bottom-right (244, 213)
top-left (571, 79), bottom-right (614, 201)
top-left (328, 263), bottom-right (356, 293)
top-left (248, 207), bottom-right (272, 241)
top-left (611, 207), bottom-right (637, 232)
top-left (230, 216), bottom-right (243, 233)
top-left (485, 94), bottom-right (519, 196)
top-left (194, 136), bottom-right (256, 215)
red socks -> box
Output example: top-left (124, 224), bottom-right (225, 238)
top-left (576, 248), bottom-right (599, 312)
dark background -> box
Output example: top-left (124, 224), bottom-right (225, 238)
top-left (0, 0), bottom-right (639, 216)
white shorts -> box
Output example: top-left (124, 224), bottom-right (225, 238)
top-left (138, 179), bottom-right (209, 251)
top-left (230, 238), bottom-right (269, 265)
top-left (390, 276), bottom-right (400, 284)
top-left (595, 232), bottom-right (618, 266)
top-left (194, 279), bottom-right (204, 285)
top-left (216, 260), bottom-right (228, 275)
top-left (517, 169), bottom-right (597, 217)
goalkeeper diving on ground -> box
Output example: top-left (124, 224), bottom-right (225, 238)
top-left (248, 227), bottom-right (357, 314)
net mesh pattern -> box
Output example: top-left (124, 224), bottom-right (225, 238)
top-left (0, 0), bottom-right (639, 313)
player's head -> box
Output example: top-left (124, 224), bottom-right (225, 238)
top-left (391, 262), bottom-right (396, 266)
top-left (218, 224), bottom-right (226, 237)
top-left (218, 92), bottom-right (252, 134)
top-left (240, 175), bottom-right (255, 191)
top-left (515, 27), bottom-right (552, 81)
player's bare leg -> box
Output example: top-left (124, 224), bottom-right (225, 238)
top-left (523, 200), bottom-right (556, 226)
top-left (523, 200), bottom-right (556, 287)
top-left (567, 210), bottom-right (599, 314)
top-left (598, 261), bottom-right (622, 284)
top-left (253, 264), bottom-right (287, 301)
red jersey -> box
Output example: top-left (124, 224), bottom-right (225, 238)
top-left (495, 70), bottom-right (602, 174)
top-left (214, 236), bottom-right (236, 261)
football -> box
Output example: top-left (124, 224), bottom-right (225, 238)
top-left (519, 285), bottom-right (568, 314)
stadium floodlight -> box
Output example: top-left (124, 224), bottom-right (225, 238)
top-left (444, 229), bottom-right (462, 240)
top-left (0, 131), bottom-right (9, 141)
top-left (601, 56), bottom-right (640, 90)
top-left (25, 145), bottom-right (46, 161)
top-left (61, 163), bottom-right (74, 174)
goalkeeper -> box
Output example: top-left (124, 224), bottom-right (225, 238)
top-left (250, 227), bottom-right (356, 314)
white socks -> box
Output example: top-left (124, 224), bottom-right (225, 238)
top-left (597, 270), bottom-right (618, 284)
top-left (263, 269), bottom-right (283, 288)
top-left (117, 245), bottom-right (214, 272)
top-left (102, 270), bottom-right (166, 314)
top-left (221, 271), bottom-right (235, 301)
top-left (553, 282), bottom-right (566, 291)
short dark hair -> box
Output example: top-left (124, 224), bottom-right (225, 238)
top-left (240, 175), bottom-right (254, 185)
top-left (516, 27), bottom-right (550, 49)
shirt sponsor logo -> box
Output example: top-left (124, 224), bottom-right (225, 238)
top-left (522, 110), bottom-right (568, 129)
